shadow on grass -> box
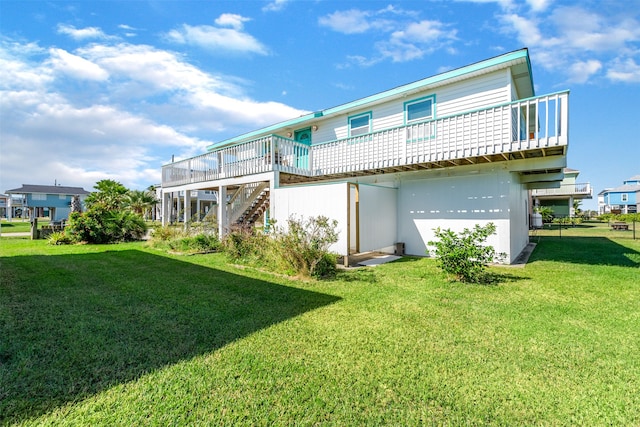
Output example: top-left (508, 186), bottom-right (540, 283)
top-left (528, 236), bottom-right (640, 267)
top-left (0, 250), bottom-right (340, 424)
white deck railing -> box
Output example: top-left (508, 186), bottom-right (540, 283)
top-left (163, 91), bottom-right (569, 187)
top-left (531, 182), bottom-right (592, 197)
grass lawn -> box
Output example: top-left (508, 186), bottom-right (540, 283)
top-left (1, 229), bottom-right (639, 425)
top-left (0, 219), bottom-right (45, 234)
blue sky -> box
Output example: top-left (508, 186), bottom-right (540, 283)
top-left (1, 0), bottom-right (638, 210)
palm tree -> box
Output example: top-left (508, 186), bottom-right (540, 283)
top-left (85, 179), bottom-right (129, 211)
top-left (125, 190), bottom-right (158, 219)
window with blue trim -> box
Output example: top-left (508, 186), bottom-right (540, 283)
top-left (349, 113), bottom-right (371, 137)
top-left (405, 96), bottom-right (435, 141)
top-left (405, 97), bottom-right (434, 123)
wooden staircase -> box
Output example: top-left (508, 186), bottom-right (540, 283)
top-left (236, 187), bottom-right (269, 226)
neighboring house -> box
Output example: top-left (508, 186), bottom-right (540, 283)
top-left (5, 184), bottom-right (90, 221)
top-left (161, 48), bottom-right (569, 264)
top-left (0, 194), bottom-right (7, 219)
top-left (598, 189), bottom-right (611, 215)
top-left (600, 175), bottom-right (640, 214)
top-left (530, 168), bottom-right (592, 217)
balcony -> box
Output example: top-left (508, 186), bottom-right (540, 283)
top-left (163, 91), bottom-right (569, 188)
top-left (531, 182), bottom-right (593, 198)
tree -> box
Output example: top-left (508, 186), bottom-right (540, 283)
top-left (573, 199), bottom-right (582, 216)
top-left (125, 189), bottom-right (157, 219)
top-left (64, 180), bottom-right (148, 244)
top-left (534, 206), bottom-right (554, 223)
top-left (84, 179), bottom-right (129, 211)
top-left (427, 223), bottom-right (505, 283)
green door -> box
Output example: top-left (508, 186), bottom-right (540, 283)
top-left (294, 128), bottom-right (312, 169)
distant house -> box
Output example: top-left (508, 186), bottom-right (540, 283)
top-left (599, 176), bottom-right (640, 214)
top-left (530, 168), bottom-right (592, 217)
top-left (0, 194), bottom-right (8, 219)
top-left (160, 48), bottom-right (569, 264)
top-left (4, 184), bottom-right (90, 221)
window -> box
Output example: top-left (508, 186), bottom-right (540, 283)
top-left (32, 194), bottom-right (46, 201)
top-left (405, 96), bottom-right (435, 123)
top-left (621, 194), bottom-right (628, 202)
top-left (59, 194), bottom-right (67, 200)
top-left (348, 112), bottom-right (371, 137)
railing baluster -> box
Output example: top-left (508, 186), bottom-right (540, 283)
top-left (162, 92), bottom-right (570, 188)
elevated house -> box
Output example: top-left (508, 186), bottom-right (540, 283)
top-left (161, 48), bottom-right (569, 263)
top-left (600, 175), bottom-right (640, 214)
top-left (5, 184), bottom-right (90, 221)
top-left (530, 168), bottom-right (592, 218)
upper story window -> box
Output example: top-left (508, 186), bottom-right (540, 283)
top-left (405, 96), bottom-right (435, 123)
top-left (348, 112), bottom-right (371, 137)
top-left (32, 193), bottom-right (46, 201)
top-left (59, 194), bottom-right (67, 200)
top-left (621, 194), bottom-right (628, 202)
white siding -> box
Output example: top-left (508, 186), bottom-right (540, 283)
top-left (306, 69), bottom-right (511, 146)
top-left (272, 183), bottom-right (348, 255)
top-left (508, 174), bottom-right (529, 263)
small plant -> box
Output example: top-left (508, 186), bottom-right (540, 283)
top-left (47, 231), bottom-right (73, 245)
top-left (148, 224), bottom-right (219, 254)
top-left (427, 223), bottom-right (505, 283)
top-left (273, 215), bottom-right (339, 278)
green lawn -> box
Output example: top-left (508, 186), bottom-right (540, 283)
top-left (1, 230), bottom-right (639, 425)
top-left (0, 219), bottom-right (43, 234)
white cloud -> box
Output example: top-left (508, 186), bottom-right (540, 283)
top-left (499, 5), bottom-right (640, 85)
top-left (567, 60), bottom-right (602, 84)
top-left (0, 43), bottom-right (52, 89)
top-left (526, 0), bottom-right (550, 12)
top-left (0, 37), bottom-right (307, 191)
top-left (214, 13), bottom-right (250, 30)
top-left (319, 7), bottom-right (456, 65)
top-left (552, 7), bottom-right (640, 52)
top-left (166, 14), bottom-right (268, 55)
top-left (318, 9), bottom-right (374, 34)
top-left (262, 0), bottom-right (290, 12)
top-left (48, 48), bottom-right (109, 81)
top-left (0, 92), bottom-right (209, 190)
top-left (57, 24), bottom-right (108, 40)
top-left (607, 58), bottom-right (640, 83)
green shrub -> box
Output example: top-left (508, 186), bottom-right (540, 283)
top-left (148, 224), bottom-right (219, 254)
top-left (65, 208), bottom-right (147, 244)
top-left (169, 234), bottom-right (220, 253)
top-left (273, 215), bottom-right (339, 278)
top-left (221, 226), bottom-right (269, 262)
top-left (47, 231), bottom-right (73, 245)
top-left (427, 223), bottom-right (504, 283)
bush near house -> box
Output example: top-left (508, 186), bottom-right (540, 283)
top-left (219, 215), bottom-right (339, 278)
top-left (428, 223), bottom-right (505, 283)
top-left (59, 179), bottom-right (149, 244)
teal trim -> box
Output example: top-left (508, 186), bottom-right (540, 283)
top-left (348, 111), bottom-right (372, 137)
top-left (403, 94), bottom-right (436, 125)
top-left (323, 49), bottom-right (529, 116)
top-left (207, 113), bottom-right (316, 150)
top-left (208, 48), bottom-right (530, 151)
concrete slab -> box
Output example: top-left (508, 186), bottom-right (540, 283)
top-left (357, 254), bottom-right (401, 267)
